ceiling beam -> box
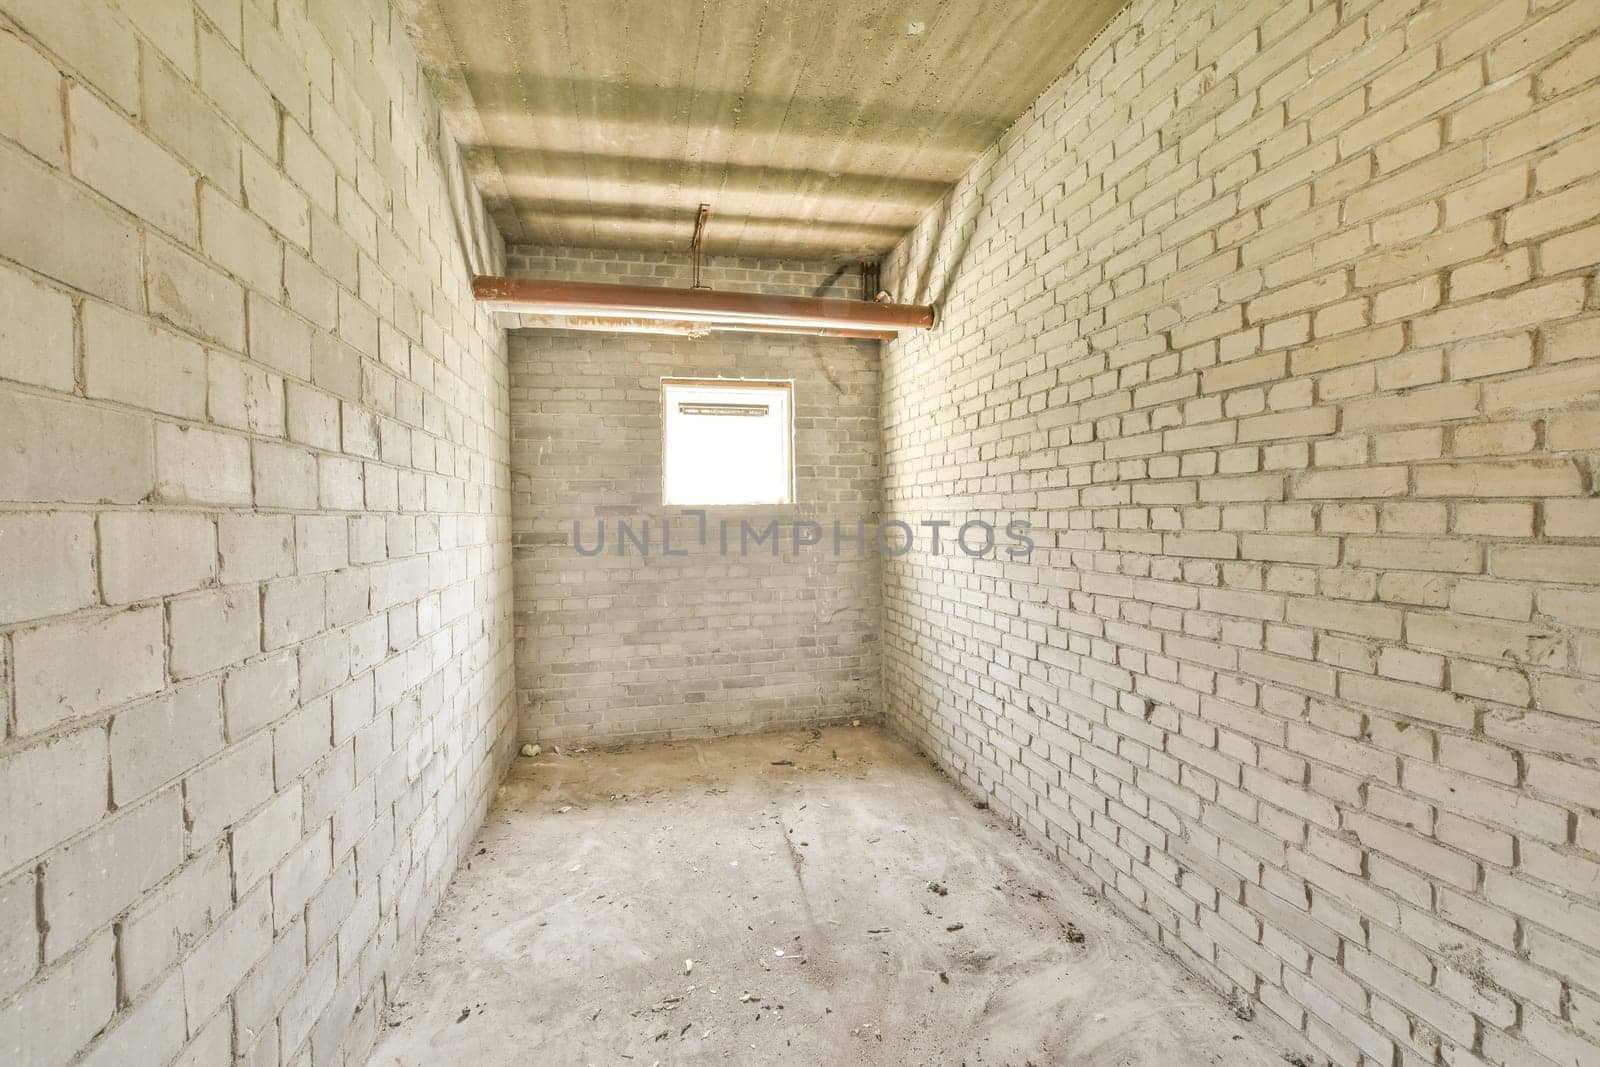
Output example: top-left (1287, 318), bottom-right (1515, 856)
top-left (473, 275), bottom-right (934, 335)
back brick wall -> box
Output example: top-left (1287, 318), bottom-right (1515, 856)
top-left (506, 247), bottom-right (882, 746)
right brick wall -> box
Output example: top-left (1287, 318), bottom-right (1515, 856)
top-left (880, 0), bottom-right (1600, 1063)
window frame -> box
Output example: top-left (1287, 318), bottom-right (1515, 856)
top-left (660, 377), bottom-right (795, 507)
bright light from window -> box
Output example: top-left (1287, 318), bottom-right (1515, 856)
top-left (662, 379), bottom-right (793, 506)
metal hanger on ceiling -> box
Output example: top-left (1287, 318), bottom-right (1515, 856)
top-left (690, 203), bottom-right (712, 291)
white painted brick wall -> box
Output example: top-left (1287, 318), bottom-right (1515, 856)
top-left (0, 1), bottom-right (514, 1065)
top-left (504, 247), bottom-right (881, 745)
top-left (880, 1), bottom-right (1600, 1064)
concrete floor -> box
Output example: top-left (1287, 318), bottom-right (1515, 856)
top-left (368, 726), bottom-right (1293, 1066)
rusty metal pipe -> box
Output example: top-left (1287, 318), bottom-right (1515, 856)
top-left (504, 313), bottom-right (897, 340)
top-left (473, 276), bottom-right (934, 333)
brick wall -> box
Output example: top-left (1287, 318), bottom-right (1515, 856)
top-left (505, 244), bottom-right (875, 299)
top-left (506, 247), bottom-right (881, 746)
top-left (0, 1), bottom-right (514, 1064)
top-left (880, 0), bottom-right (1600, 1065)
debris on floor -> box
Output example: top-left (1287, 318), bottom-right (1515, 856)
top-left (371, 726), bottom-right (1299, 1066)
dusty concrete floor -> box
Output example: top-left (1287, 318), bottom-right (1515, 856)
top-left (368, 726), bottom-right (1293, 1066)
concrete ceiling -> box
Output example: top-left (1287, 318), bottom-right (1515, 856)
top-left (404, 0), bottom-right (1127, 258)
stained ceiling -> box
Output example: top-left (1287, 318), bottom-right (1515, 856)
top-left (404, 0), bottom-right (1127, 258)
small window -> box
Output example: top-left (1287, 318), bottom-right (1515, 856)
top-left (662, 378), bottom-right (793, 506)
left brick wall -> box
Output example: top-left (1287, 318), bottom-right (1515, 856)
top-left (0, 0), bottom-right (515, 1063)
